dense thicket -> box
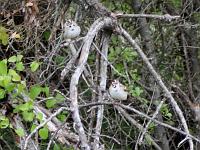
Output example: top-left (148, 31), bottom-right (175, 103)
top-left (0, 0), bottom-right (200, 150)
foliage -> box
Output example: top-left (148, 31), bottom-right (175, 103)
top-left (0, 54), bottom-right (69, 147)
top-left (1, 0), bottom-right (200, 149)
top-left (0, 26), bottom-right (9, 45)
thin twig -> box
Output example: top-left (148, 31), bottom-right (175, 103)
top-left (116, 106), bottom-right (161, 150)
top-left (117, 26), bottom-right (194, 150)
top-left (138, 100), bottom-right (165, 144)
top-left (79, 101), bottom-right (200, 143)
top-left (116, 13), bottom-right (180, 21)
top-left (23, 107), bottom-right (70, 150)
top-left (181, 32), bottom-right (195, 100)
top-left (69, 17), bottom-right (115, 150)
top-left (93, 31), bottom-right (111, 149)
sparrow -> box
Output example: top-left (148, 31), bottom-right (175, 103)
top-left (63, 20), bottom-right (81, 39)
top-left (109, 80), bottom-right (128, 100)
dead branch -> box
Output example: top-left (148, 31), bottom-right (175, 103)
top-left (69, 17), bottom-right (115, 150)
top-left (79, 101), bottom-right (200, 143)
top-left (23, 106), bottom-right (75, 150)
top-left (181, 32), bottom-right (195, 100)
top-left (93, 31), bottom-right (111, 149)
top-left (138, 100), bottom-right (165, 145)
top-left (117, 26), bottom-right (194, 150)
top-left (11, 115), bottom-right (38, 150)
top-left (116, 13), bottom-right (180, 21)
top-left (116, 106), bottom-right (162, 150)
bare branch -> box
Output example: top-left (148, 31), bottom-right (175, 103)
top-left (69, 17), bottom-right (115, 150)
top-left (138, 100), bottom-right (165, 144)
top-left (116, 13), bottom-right (180, 21)
top-left (181, 32), bottom-right (195, 100)
top-left (117, 26), bottom-right (194, 150)
top-left (23, 107), bottom-right (71, 150)
top-left (79, 101), bottom-right (200, 143)
top-left (116, 106), bottom-right (162, 150)
top-left (93, 31), bottom-right (111, 149)
top-left (11, 115), bottom-right (38, 150)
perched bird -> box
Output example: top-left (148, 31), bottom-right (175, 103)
top-left (63, 20), bottom-right (81, 39)
top-left (109, 80), bottom-right (128, 100)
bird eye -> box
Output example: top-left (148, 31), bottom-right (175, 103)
top-left (112, 83), bottom-right (117, 88)
top-left (69, 25), bottom-right (72, 28)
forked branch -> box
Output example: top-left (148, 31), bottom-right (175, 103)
top-left (117, 26), bottom-right (194, 150)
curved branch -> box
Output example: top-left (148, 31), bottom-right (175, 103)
top-left (79, 101), bottom-right (200, 143)
top-left (116, 13), bottom-right (180, 21)
top-left (117, 26), bottom-right (194, 150)
top-left (93, 31), bottom-right (111, 149)
top-left (69, 17), bottom-right (115, 150)
top-left (116, 106), bottom-right (162, 150)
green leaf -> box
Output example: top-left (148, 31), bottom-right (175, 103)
top-left (36, 113), bottom-right (43, 122)
top-left (16, 62), bottom-right (25, 71)
top-left (57, 114), bottom-right (67, 122)
top-left (111, 36), bottom-right (118, 45)
top-left (30, 61), bottom-right (40, 72)
top-left (0, 61), bottom-right (7, 75)
top-left (14, 101), bottom-right (33, 112)
top-left (22, 111), bottom-right (35, 122)
top-left (130, 69), bottom-right (140, 81)
top-left (0, 26), bottom-right (9, 46)
top-left (43, 30), bottom-right (51, 41)
top-left (122, 47), bottom-right (138, 62)
top-left (8, 69), bottom-right (21, 81)
top-left (15, 128), bottom-right (25, 137)
top-left (0, 116), bottom-right (9, 128)
top-left (54, 56), bottom-right (65, 65)
top-left (53, 143), bottom-right (61, 150)
top-left (145, 135), bottom-right (153, 146)
top-left (65, 146), bottom-right (74, 150)
top-left (16, 55), bottom-right (23, 62)
top-left (55, 93), bottom-right (65, 101)
top-left (17, 83), bottom-right (26, 93)
top-left (31, 124), bottom-right (37, 132)
top-left (115, 63), bottom-right (124, 74)
top-left (29, 85), bottom-right (42, 100)
top-left (0, 89), bottom-right (5, 99)
top-left (42, 86), bottom-right (49, 97)
top-left (166, 112), bottom-right (172, 118)
top-left (8, 56), bottom-right (17, 63)
top-left (148, 122), bottom-right (155, 133)
top-left (46, 99), bottom-right (57, 108)
top-left (131, 86), bottom-right (143, 97)
top-left (57, 111), bottom-right (68, 122)
top-left (0, 75), bottom-right (11, 87)
top-left (4, 82), bottom-right (15, 92)
top-left (134, 87), bottom-right (143, 96)
top-left (39, 127), bottom-right (49, 140)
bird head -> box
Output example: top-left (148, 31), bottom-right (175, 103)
top-left (111, 80), bottom-right (119, 88)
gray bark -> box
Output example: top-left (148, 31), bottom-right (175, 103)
top-left (131, 1), bottom-right (170, 150)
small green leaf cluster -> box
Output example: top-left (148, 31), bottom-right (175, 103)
top-left (0, 26), bottom-right (9, 46)
top-left (0, 55), bottom-right (68, 141)
top-left (0, 55), bottom-right (24, 99)
top-left (102, 0), bottom-right (132, 13)
top-left (160, 103), bottom-right (173, 121)
top-left (129, 85), bottom-right (143, 97)
top-left (108, 36), bottom-right (138, 76)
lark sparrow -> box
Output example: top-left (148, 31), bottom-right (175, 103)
top-left (63, 20), bottom-right (81, 39)
top-left (109, 80), bottom-right (128, 100)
